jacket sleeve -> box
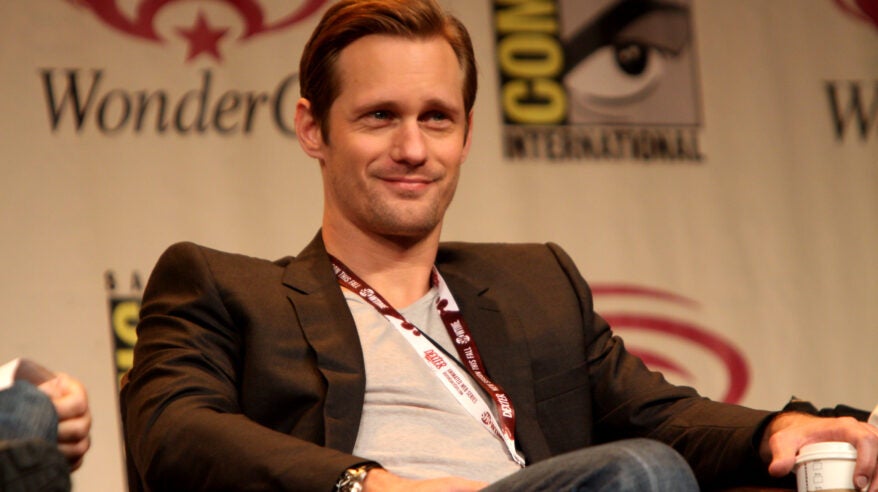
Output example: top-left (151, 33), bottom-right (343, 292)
top-left (121, 242), bottom-right (368, 492)
top-left (545, 242), bottom-right (787, 489)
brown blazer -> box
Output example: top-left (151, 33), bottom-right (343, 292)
top-left (122, 233), bottom-right (779, 491)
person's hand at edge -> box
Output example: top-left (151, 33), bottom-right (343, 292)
top-left (761, 411), bottom-right (878, 491)
top-left (38, 372), bottom-right (92, 470)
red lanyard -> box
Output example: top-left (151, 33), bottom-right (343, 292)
top-left (330, 255), bottom-right (524, 466)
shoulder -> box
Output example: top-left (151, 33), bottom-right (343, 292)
top-left (156, 241), bottom-right (293, 269)
top-left (146, 242), bottom-right (294, 293)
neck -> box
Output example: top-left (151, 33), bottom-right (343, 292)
top-left (322, 222), bottom-right (441, 309)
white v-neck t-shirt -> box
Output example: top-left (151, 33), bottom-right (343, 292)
top-left (345, 286), bottom-right (521, 483)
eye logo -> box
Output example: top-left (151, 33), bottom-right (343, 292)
top-left (493, 0), bottom-right (704, 161)
top-left (561, 0), bottom-right (699, 125)
top-left (66, 0), bottom-right (328, 62)
top-left (593, 283), bottom-right (749, 404)
top-left (833, 0), bottom-right (878, 29)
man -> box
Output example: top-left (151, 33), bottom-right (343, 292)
top-left (122, 0), bottom-right (878, 491)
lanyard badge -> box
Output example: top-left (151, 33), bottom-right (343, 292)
top-left (330, 256), bottom-right (525, 467)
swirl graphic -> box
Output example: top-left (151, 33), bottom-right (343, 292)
top-left (593, 283), bottom-right (750, 404)
top-left (833, 0), bottom-right (878, 29)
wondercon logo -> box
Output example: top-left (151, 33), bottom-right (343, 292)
top-left (592, 283), bottom-right (749, 404)
top-left (833, 0), bottom-right (878, 30)
top-left (66, 0), bottom-right (328, 62)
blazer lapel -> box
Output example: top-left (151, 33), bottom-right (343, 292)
top-left (282, 233), bottom-right (365, 454)
top-left (438, 265), bottom-right (551, 463)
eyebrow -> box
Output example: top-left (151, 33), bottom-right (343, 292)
top-left (422, 98), bottom-right (463, 117)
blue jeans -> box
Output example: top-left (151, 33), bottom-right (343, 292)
top-left (483, 438), bottom-right (699, 492)
top-left (0, 381), bottom-right (58, 442)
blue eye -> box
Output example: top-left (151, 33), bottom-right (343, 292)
top-left (423, 111), bottom-right (449, 122)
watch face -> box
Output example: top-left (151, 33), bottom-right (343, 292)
top-left (336, 466), bottom-right (368, 492)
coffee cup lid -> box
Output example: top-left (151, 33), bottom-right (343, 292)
top-left (795, 441), bottom-right (857, 464)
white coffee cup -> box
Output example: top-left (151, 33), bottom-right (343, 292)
top-left (795, 441), bottom-right (857, 491)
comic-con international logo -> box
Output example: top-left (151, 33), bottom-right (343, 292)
top-left (493, 0), bottom-right (704, 162)
top-left (43, 0), bottom-right (328, 137)
top-left (105, 270), bottom-right (143, 385)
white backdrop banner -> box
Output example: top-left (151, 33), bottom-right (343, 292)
top-left (1, 1), bottom-right (876, 490)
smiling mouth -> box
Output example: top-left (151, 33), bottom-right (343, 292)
top-left (380, 176), bottom-right (435, 193)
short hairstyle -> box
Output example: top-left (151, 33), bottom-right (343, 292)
top-left (298, 0), bottom-right (477, 141)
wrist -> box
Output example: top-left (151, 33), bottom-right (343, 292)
top-left (362, 467), bottom-right (398, 492)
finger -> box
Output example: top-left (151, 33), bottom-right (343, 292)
top-left (768, 448), bottom-right (798, 476)
top-left (868, 460), bottom-right (878, 492)
top-left (58, 414), bottom-right (91, 443)
top-left (766, 428), bottom-right (804, 477)
top-left (52, 375), bottom-right (89, 421)
top-left (854, 426), bottom-right (878, 491)
top-left (761, 412), bottom-right (816, 476)
top-left (854, 451), bottom-right (874, 491)
top-left (58, 435), bottom-right (90, 470)
top-left (68, 458), bottom-right (83, 472)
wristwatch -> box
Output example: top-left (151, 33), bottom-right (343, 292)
top-left (335, 463), bottom-right (380, 492)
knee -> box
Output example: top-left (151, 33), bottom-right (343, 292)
top-left (613, 439), bottom-right (697, 491)
top-left (0, 381), bottom-right (58, 442)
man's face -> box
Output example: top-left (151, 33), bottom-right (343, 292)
top-left (300, 34), bottom-right (472, 241)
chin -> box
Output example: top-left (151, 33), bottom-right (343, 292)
top-left (374, 219), bottom-right (441, 240)
top-left (367, 207), bottom-right (443, 239)
top-left (381, 226), bottom-right (438, 240)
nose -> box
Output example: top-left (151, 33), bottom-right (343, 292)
top-left (390, 120), bottom-right (427, 166)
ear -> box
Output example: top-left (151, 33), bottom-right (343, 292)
top-left (460, 111), bottom-right (474, 164)
top-left (295, 98), bottom-right (325, 160)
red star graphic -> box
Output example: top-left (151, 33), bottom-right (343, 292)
top-left (177, 12), bottom-right (229, 62)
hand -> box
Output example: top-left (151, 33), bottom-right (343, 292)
top-left (363, 467), bottom-right (488, 492)
top-left (761, 411), bottom-right (878, 491)
top-left (38, 373), bottom-right (92, 470)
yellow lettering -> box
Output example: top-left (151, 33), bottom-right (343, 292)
top-left (495, 0), bottom-right (557, 34)
top-left (112, 300), bottom-right (140, 346)
top-left (503, 79), bottom-right (567, 123)
top-left (499, 33), bottom-right (563, 78)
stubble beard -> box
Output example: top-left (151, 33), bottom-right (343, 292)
top-left (365, 192), bottom-right (447, 240)
top-left (364, 172), bottom-right (460, 241)
top-left (325, 167), bottom-right (459, 242)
